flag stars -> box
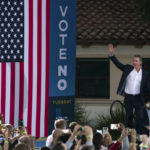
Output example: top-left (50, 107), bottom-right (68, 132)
top-left (1, 55), bottom-right (4, 59)
top-left (7, 44), bottom-right (10, 49)
top-left (7, 1), bottom-right (11, 6)
top-left (4, 39), bottom-right (7, 43)
top-left (7, 34), bottom-right (11, 38)
top-left (20, 23), bottom-right (23, 27)
top-left (11, 7), bottom-right (14, 11)
top-left (14, 23), bottom-right (17, 27)
top-left (20, 55), bottom-right (23, 59)
top-left (17, 7), bottom-right (20, 11)
top-left (1, 23), bottom-right (4, 27)
top-left (0, 0), bottom-right (24, 62)
top-left (11, 39), bottom-right (14, 43)
top-left (17, 39), bottom-right (20, 43)
top-left (4, 28), bottom-right (7, 32)
top-left (17, 28), bottom-right (20, 32)
top-left (13, 45), bottom-right (17, 48)
top-left (7, 23), bottom-right (10, 27)
top-left (20, 45), bottom-right (23, 48)
top-left (20, 2), bottom-right (23, 6)
top-left (4, 18), bottom-right (8, 22)
top-left (7, 12), bottom-right (11, 16)
top-left (10, 28), bottom-right (14, 32)
top-left (1, 12), bottom-right (4, 16)
top-left (17, 50), bottom-right (20, 54)
top-left (14, 55), bottom-right (16, 59)
top-left (14, 1), bottom-right (17, 6)
top-left (14, 34), bottom-right (17, 38)
top-left (20, 12), bottom-right (23, 16)
top-left (4, 7), bottom-right (8, 11)
top-left (1, 1), bottom-right (4, 5)
top-left (14, 12), bottom-right (17, 16)
top-left (11, 18), bottom-right (14, 22)
top-left (7, 55), bottom-right (10, 59)
top-left (17, 18), bottom-right (20, 22)
top-left (11, 50), bottom-right (13, 54)
top-left (4, 50), bottom-right (7, 54)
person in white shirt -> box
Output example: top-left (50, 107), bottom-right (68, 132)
top-left (108, 44), bottom-right (150, 134)
top-left (46, 119), bottom-right (66, 148)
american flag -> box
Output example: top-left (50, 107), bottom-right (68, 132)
top-left (0, 0), bottom-right (50, 137)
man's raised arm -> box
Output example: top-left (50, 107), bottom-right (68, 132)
top-left (108, 44), bottom-right (125, 71)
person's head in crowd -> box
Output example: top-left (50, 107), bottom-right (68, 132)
top-left (103, 132), bottom-right (113, 147)
top-left (18, 135), bottom-right (31, 149)
top-left (69, 122), bottom-right (78, 132)
top-left (80, 145), bottom-right (94, 150)
top-left (93, 133), bottom-right (103, 150)
top-left (54, 119), bottom-right (66, 129)
top-left (5, 124), bottom-right (14, 137)
top-left (41, 146), bottom-right (50, 150)
top-left (57, 133), bottom-right (71, 143)
top-left (15, 143), bottom-right (30, 150)
top-left (52, 141), bottom-right (67, 150)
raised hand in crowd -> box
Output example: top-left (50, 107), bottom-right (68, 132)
top-left (84, 125), bottom-right (93, 142)
top-left (52, 128), bottom-right (63, 145)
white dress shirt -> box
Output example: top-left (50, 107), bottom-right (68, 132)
top-left (125, 68), bottom-right (142, 95)
top-left (46, 134), bottom-right (53, 148)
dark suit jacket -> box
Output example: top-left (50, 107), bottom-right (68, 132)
top-left (110, 55), bottom-right (150, 105)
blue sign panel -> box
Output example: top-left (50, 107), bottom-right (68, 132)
top-left (49, 0), bottom-right (76, 97)
top-left (48, 97), bottom-right (74, 133)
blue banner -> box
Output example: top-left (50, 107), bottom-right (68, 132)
top-left (48, 97), bottom-right (74, 133)
top-left (49, 0), bottom-right (76, 97)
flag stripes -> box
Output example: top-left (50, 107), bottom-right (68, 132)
top-left (0, 0), bottom-right (50, 137)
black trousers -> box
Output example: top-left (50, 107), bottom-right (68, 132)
top-left (124, 94), bottom-right (145, 134)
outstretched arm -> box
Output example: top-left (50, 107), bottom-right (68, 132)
top-left (108, 44), bottom-right (125, 71)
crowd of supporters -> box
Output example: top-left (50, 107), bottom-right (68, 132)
top-left (0, 116), bottom-right (150, 150)
top-left (45, 119), bottom-right (150, 150)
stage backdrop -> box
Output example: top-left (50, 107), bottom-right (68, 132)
top-left (49, 0), bottom-right (76, 133)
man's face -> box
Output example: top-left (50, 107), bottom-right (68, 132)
top-left (133, 57), bottom-right (142, 68)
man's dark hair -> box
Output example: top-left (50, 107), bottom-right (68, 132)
top-left (93, 133), bottom-right (103, 150)
top-left (133, 54), bottom-right (142, 62)
top-left (80, 145), bottom-right (94, 150)
top-left (52, 142), bottom-right (66, 150)
top-left (69, 122), bottom-right (78, 132)
top-left (54, 119), bottom-right (66, 129)
top-left (41, 146), bottom-right (50, 150)
top-left (57, 133), bottom-right (71, 143)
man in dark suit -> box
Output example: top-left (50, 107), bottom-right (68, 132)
top-left (108, 44), bottom-right (150, 134)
